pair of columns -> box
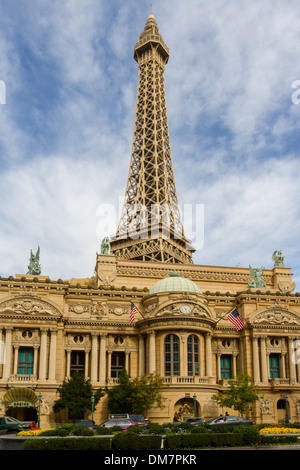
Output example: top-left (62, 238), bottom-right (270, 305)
top-left (252, 336), bottom-right (298, 383)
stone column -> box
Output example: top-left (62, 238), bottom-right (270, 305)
top-left (125, 351), bottom-right (130, 373)
top-left (33, 346), bottom-right (39, 377)
top-left (252, 336), bottom-right (260, 383)
top-left (138, 334), bottom-right (145, 376)
top-left (288, 337), bottom-right (297, 382)
top-left (91, 334), bottom-right (98, 382)
top-left (232, 353), bottom-right (237, 378)
top-left (3, 327), bottom-right (13, 379)
top-left (66, 348), bottom-right (71, 379)
top-left (107, 351), bottom-right (112, 379)
top-left (260, 336), bottom-right (268, 383)
top-left (205, 333), bottom-right (212, 377)
top-left (181, 333), bottom-right (187, 377)
top-left (48, 329), bottom-right (57, 381)
top-left (13, 345), bottom-right (19, 375)
top-left (216, 353), bottom-right (221, 381)
top-left (148, 331), bottom-right (156, 373)
top-left (99, 334), bottom-right (107, 383)
top-left (39, 328), bottom-right (48, 381)
top-left (84, 349), bottom-right (90, 378)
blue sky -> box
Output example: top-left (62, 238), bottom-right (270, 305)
top-left (0, 0), bottom-right (300, 289)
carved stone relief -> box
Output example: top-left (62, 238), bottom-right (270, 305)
top-left (0, 294), bottom-right (62, 317)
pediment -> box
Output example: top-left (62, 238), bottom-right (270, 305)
top-left (249, 304), bottom-right (300, 326)
top-left (0, 294), bottom-right (63, 317)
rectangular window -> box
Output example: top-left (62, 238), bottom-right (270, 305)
top-left (111, 352), bottom-right (125, 378)
top-left (220, 355), bottom-right (231, 379)
top-left (70, 350), bottom-right (85, 375)
top-left (18, 347), bottom-right (34, 375)
top-left (269, 354), bottom-right (280, 378)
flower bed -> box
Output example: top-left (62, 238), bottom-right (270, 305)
top-left (259, 427), bottom-right (300, 434)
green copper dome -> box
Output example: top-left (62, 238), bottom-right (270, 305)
top-left (148, 270), bottom-right (202, 295)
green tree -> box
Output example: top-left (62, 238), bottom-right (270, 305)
top-left (107, 369), bottom-right (135, 413)
top-left (53, 372), bottom-right (104, 421)
top-left (211, 372), bottom-right (262, 417)
top-left (107, 369), bottom-right (166, 417)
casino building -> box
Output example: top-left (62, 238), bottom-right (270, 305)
top-left (0, 13), bottom-right (300, 427)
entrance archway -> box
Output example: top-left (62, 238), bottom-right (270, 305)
top-left (174, 397), bottom-right (200, 422)
top-left (3, 387), bottom-right (38, 424)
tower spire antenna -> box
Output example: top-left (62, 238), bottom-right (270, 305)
top-left (110, 14), bottom-right (195, 264)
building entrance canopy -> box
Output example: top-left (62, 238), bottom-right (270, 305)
top-left (3, 387), bottom-right (38, 408)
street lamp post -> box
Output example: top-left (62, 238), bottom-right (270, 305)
top-left (91, 395), bottom-right (95, 423)
top-left (285, 395), bottom-right (290, 424)
top-left (193, 393), bottom-right (197, 417)
top-left (37, 393), bottom-right (42, 430)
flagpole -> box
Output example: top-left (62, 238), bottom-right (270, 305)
top-left (130, 301), bottom-right (149, 325)
top-left (214, 306), bottom-right (238, 326)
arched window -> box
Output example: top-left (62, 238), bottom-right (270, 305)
top-left (165, 334), bottom-right (180, 376)
top-left (187, 335), bottom-right (199, 376)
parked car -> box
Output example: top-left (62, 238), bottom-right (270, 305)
top-left (0, 416), bottom-right (33, 433)
top-left (185, 417), bottom-right (205, 425)
top-left (100, 418), bottom-right (145, 430)
top-left (108, 413), bottom-right (146, 424)
top-left (205, 415), bottom-right (255, 426)
top-left (74, 420), bottom-right (96, 430)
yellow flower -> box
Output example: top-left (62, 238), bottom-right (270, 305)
top-left (17, 428), bottom-right (55, 437)
top-left (259, 427), bottom-right (300, 434)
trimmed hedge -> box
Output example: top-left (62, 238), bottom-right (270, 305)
top-left (166, 432), bottom-right (243, 449)
top-left (112, 431), bottom-right (162, 450)
top-left (24, 437), bottom-right (111, 451)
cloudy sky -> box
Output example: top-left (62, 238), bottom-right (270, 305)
top-left (0, 0), bottom-right (300, 288)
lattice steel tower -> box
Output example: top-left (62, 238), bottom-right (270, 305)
top-left (110, 13), bottom-right (195, 264)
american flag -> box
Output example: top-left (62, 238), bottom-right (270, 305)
top-left (226, 308), bottom-right (245, 331)
top-left (130, 302), bottom-right (138, 324)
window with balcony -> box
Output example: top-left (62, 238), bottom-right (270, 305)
top-left (187, 335), bottom-right (199, 376)
top-left (220, 354), bottom-right (232, 379)
top-left (18, 347), bottom-right (34, 375)
top-left (111, 352), bottom-right (125, 378)
top-left (165, 334), bottom-right (180, 376)
top-left (269, 353), bottom-right (280, 378)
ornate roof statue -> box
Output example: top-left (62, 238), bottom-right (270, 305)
top-left (100, 237), bottom-right (110, 255)
top-left (27, 246), bottom-right (41, 275)
top-left (272, 250), bottom-right (285, 267)
top-left (247, 265), bottom-right (266, 288)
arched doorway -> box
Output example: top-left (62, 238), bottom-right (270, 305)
top-left (277, 398), bottom-right (289, 423)
top-left (3, 387), bottom-right (38, 424)
top-left (174, 397), bottom-right (200, 422)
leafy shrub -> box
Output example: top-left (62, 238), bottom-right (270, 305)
top-left (72, 425), bottom-right (94, 436)
top-left (166, 432), bottom-right (243, 449)
top-left (24, 437), bottom-right (111, 451)
top-left (260, 435), bottom-right (298, 446)
top-left (238, 426), bottom-right (260, 446)
top-left (139, 423), bottom-right (165, 435)
top-left (112, 431), bottom-right (162, 450)
top-left (190, 425), bottom-right (207, 434)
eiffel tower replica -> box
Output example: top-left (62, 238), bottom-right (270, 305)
top-left (110, 12), bottom-right (195, 264)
